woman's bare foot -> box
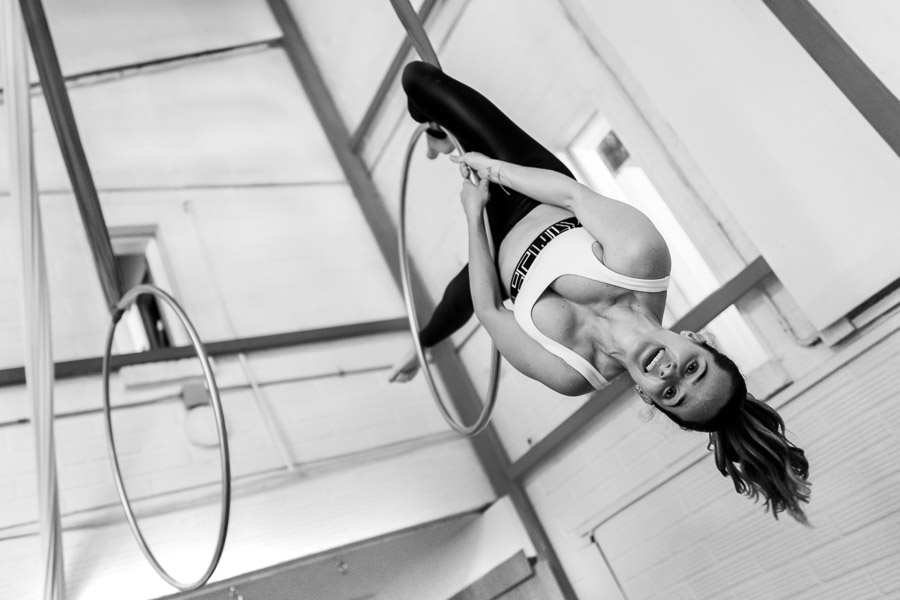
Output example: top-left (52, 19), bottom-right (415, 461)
top-left (426, 133), bottom-right (455, 159)
top-left (388, 345), bottom-right (423, 383)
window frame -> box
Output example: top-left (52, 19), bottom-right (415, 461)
top-left (109, 225), bottom-right (187, 351)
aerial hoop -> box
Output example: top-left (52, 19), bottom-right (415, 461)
top-left (102, 284), bottom-right (231, 591)
top-left (399, 123), bottom-right (501, 437)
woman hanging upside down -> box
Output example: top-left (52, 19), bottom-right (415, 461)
top-left (389, 61), bottom-right (810, 523)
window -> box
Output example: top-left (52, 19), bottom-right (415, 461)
top-left (109, 226), bottom-right (183, 353)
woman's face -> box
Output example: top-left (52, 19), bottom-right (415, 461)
top-left (624, 331), bottom-right (734, 424)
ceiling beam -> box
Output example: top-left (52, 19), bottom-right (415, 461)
top-left (261, 0), bottom-right (516, 495)
top-left (0, 318), bottom-right (409, 387)
top-left (266, 0), bottom-right (407, 288)
top-left (351, 0), bottom-right (440, 151)
top-left (47, 39), bottom-right (278, 90)
top-left (761, 0), bottom-right (900, 160)
top-left (263, 3), bottom-right (576, 597)
top-left (18, 0), bottom-right (123, 311)
top-left (0, 40), bottom-right (278, 101)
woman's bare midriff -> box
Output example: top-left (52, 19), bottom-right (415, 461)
top-left (497, 204), bottom-right (575, 292)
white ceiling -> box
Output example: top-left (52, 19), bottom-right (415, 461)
top-left (42, 0), bottom-right (281, 76)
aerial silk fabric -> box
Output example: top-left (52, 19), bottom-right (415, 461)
top-left (2, 1), bottom-right (66, 598)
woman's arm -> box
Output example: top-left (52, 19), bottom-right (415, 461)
top-left (459, 178), bottom-right (502, 313)
top-left (454, 152), bottom-right (671, 279)
top-left (460, 179), bottom-right (594, 397)
top-left (453, 152), bottom-right (582, 210)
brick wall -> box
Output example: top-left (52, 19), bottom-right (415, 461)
top-left (554, 315), bottom-right (900, 599)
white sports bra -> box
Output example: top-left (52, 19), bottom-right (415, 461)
top-left (511, 226), bottom-right (670, 390)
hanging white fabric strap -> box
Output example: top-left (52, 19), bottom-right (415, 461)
top-left (2, 1), bottom-right (66, 598)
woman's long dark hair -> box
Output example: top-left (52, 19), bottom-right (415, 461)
top-left (659, 343), bottom-right (811, 524)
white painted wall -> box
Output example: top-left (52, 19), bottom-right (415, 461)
top-left (561, 0), bottom-right (900, 332)
top-left (811, 0), bottom-right (900, 99)
top-left (0, 435), bottom-right (493, 600)
top-left (380, 496), bottom-right (537, 599)
top-left (286, 0), bottom-right (422, 132)
top-left (528, 309), bottom-right (900, 600)
top-left (39, 0), bottom-right (280, 78)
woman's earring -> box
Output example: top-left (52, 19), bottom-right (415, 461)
top-left (635, 385), bottom-right (652, 405)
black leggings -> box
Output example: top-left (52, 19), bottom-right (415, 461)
top-left (402, 61), bottom-right (575, 347)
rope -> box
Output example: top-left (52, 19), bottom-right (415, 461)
top-left (2, 0), bottom-right (66, 597)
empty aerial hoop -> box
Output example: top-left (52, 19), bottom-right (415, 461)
top-left (398, 122), bottom-right (501, 436)
top-left (101, 284), bottom-right (231, 591)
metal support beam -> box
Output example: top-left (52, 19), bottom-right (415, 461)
top-left (266, 0), bottom-right (408, 288)
top-left (351, 0), bottom-right (439, 151)
top-left (31, 39), bottom-right (278, 92)
top-left (388, 0), bottom-right (441, 68)
top-left (262, 0), bottom-right (513, 492)
top-left (761, 0), bottom-right (900, 160)
top-left (18, 0), bottom-right (123, 311)
top-left (510, 257), bottom-right (774, 481)
top-left (264, 3), bottom-right (577, 597)
top-left (0, 318), bottom-right (409, 387)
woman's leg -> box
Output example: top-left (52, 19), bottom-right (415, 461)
top-left (401, 62), bottom-right (572, 348)
top-left (402, 62), bottom-right (568, 171)
top-left (402, 61), bottom-right (574, 243)
top-left (417, 266), bottom-right (473, 347)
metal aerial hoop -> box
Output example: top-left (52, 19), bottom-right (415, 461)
top-left (389, 0), bottom-right (503, 436)
top-left (398, 124), bottom-right (502, 437)
top-left (102, 284), bottom-right (231, 591)
top-left (14, 0), bottom-right (233, 591)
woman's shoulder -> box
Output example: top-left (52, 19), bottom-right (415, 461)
top-left (597, 227), bottom-right (671, 280)
top-left (571, 192), bottom-right (671, 279)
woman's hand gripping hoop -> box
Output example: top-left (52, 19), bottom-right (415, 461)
top-left (398, 123), bottom-right (501, 437)
top-left (102, 284), bottom-right (231, 591)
